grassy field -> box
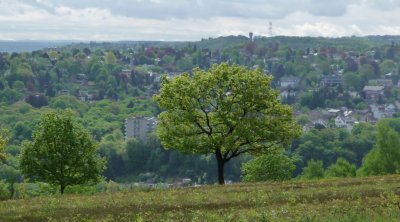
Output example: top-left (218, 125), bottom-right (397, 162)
top-left (1, 175), bottom-right (400, 221)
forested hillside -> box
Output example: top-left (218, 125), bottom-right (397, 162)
top-left (2, 35), bottom-right (400, 188)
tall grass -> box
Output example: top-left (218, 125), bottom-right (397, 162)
top-left (1, 175), bottom-right (400, 221)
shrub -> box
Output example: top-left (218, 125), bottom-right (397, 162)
top-left (0, 180), bottom-right (11, 200)
top-left (241, 151), bottom-right (296, 182)
top-left (326, 158), bottom-right (356, 178)
top-left (300, 159), bottom-right (325, 180)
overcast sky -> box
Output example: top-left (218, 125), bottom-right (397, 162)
top-left (1, 0), bottom-right (400, 41)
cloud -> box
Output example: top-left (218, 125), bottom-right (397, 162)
top-left (0, 0), bottom-right (400, 40)
top-left (19, 0), bottom-right (358, 20)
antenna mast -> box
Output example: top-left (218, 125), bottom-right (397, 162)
top-left (269, 22), bottom-right (273, 37)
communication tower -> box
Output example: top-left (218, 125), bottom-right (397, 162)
top-left (269, 22), bottom-right (273, 37)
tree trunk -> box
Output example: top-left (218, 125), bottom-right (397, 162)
top-left (60, 184), bottom-right (66, 194)
top-left (9, 183), bottom-right (14, 199)
top-left (215, 149), bottom-right (226, 185)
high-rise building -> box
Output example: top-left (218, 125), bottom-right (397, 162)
top-left (125, 116), bottom-right (157, 141)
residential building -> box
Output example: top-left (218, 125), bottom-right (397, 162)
top-left (326, 108), bottom-right (341, 117)
top-left (76, 74), bottom-right (88, 85)
top-left (334, 116), bottom-right (347, 128)
top-left (279, 89), bottom-right (297, 104)
top-left (321, 75), bottom-right (342, 87)
top-left (375, 79), bottom-right (393, 88)
top-left (363, 86), bottom-right (384, 101)
top-left (369, 104), bottom-right (396, 120)
top-left (334, 115), bottom-right (356, 131)
top-left (312, 119), bottom-right (328, 128)
top-left (280, 76), bottom-right (300, 88)
top-left (120, 69), bottom-right (132, 78)
top-left (125, 116), bottom-right (157, 141)
top-left (359, 112), bottom-right (377, 125)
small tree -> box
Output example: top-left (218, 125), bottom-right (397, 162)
top-left (0, 129), bottom-right (8, 162)
top-left (20, 110), bottom-right (106, 194)
top-left (325, 158), bottom-right (356, 178)
top-left (154, 63), bottom-right (301, 184)
top-left (241, 148), bottom-right (295, 182)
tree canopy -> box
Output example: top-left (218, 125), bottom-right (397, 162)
top-left (154, 63), bottom-right (301, 184)
top-left (19, 110), bottom-right (106, 193)
top-left (358, 120), bottom-right (400, 176)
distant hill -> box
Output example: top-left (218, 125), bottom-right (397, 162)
top-left (0, 41), bottom-right (77, 53)
top-left (2, 36), bottom-right (400, 53)
top-left (60, 35), bottom-right (400, 52)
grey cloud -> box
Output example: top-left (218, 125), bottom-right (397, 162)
top-left (20, 0), bottom-right (357, 20)
top-left (2, 0), bottom-right (400, 41)
top-left (364, 0), bottom-right (400, 10)
top-left (21, 0), bottom-right (57, 13)
top-left (305, 0), bottom-right (352, 17)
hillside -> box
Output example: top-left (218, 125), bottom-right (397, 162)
top-left (0, 41), bottom-right (75, 53)
top-left (2, 34), bottom-right (400, 186)
top-left (64, 35), bottom-right (400, 51)
top-left (1, 175), bottom-right (400, 221)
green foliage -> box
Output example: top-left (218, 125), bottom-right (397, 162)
top-left (8, 58), bottom-right (33, 84)
top-left (359, 64), bottom-right (375, 81)
top-left (0, 180), bottom-right (10, 200)
top-left (0, 129), bottom-right (8, 162)
top-left (343, 72), bottom-right (364, 91)
top-left (296, 114), bottom-right (310, 125)
top-left (293, 125), bottom-right (376, 174)
top-left (0, 158), bottom-right (21, 184)
top-left (49, 95), bottom-right (89, 115)
top-left (11, 80), bottom-right (25, 90)
top-left (126, 139), bottom-right (150, 174)
top-left (358, 120), bottom-right (400, 176)
top-left (380, 59), bottom-right (396, 75)
top-left (300, 159), bottom-right (325, 180)
top-left (105, 51), bottom-right (117, 65)
top-left (155, 63), bottom-right (301, 183)
top-left (2, 37), bottom-right (400, 187)
top-left (325, 158), bottom-right (356, 178)
top-left (241, 149), bottom-right (296, 182)
top-left (19, 110), bottom-right (106, 193)
top-left (1, 175), bottom-right (400, 221)
top-left (0, 88), bottom-right (24, 105)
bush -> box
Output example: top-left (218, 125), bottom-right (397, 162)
top-left (64, 184), bottom-right (98, 195)
top-left (0, 180), bottom-right (11, 200)
top-left (326, 158), bottom-right (356, 178)
top-left (300, 159), bottom-right (325, 180)
top-left (241, 151), bottom-right (296, 182)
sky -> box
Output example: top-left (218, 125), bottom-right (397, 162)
top-left (1, 0), bottom-right (400, 41)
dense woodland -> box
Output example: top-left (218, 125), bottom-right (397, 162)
top-left (2, 35), bottom-right (400, 191)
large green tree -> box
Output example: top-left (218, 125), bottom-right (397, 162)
top-left (154, 63), bottom-right (301, 184)
top-left (19, 110), bottom-right (106, 194)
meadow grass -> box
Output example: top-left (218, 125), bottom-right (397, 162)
top-left (1, 175), bottom-right (400, 221)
